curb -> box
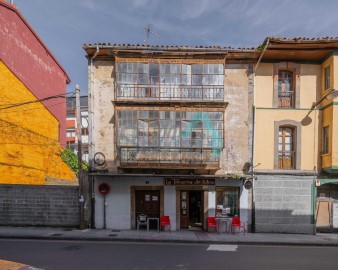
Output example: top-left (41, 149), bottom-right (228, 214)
top-left (1, 235), bottom-right (338, 247)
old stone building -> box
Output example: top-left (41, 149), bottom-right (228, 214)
top-left (83, 44), bottom-right (255, 230)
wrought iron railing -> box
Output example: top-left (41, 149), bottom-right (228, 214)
top-left (278, 92), bottom-right (294, 108)
top-left (278, 151), bottom-right (295, 169)
top-left (119, 147), bottom-right (221, 168)
top-left (116, 84), bottom-right (224, 102)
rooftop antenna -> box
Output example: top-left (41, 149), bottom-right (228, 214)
top-left (144, 24), bottom-right (161, 46)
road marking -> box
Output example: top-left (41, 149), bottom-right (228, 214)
top-left (207, 244), bottom-right (238, 252)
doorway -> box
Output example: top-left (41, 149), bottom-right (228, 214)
top-left (135, 190), bottom-right (160, 230)
top-left (180, 190), bottom-right (203, 230)
top-left (189, 191), bottom-right (202, 229)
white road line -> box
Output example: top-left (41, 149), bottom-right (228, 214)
top-left (207, 244), bottom-right (238, 252)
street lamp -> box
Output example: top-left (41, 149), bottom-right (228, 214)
top-left (312, 88), bottom-right (338, 109)
top-left (303, 89), bottom-right (338, 122)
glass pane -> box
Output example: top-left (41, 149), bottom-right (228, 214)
top-left (192, 64), bottom-right (203, 74)
top-left (215, 187), bottom-right (239, 217)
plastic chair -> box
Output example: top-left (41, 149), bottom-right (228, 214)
top-left (137, 214), bottom-right (148, 231)
top-left (231, 217), bottom-right (246, 235)
top-left (160, 216), bottom-right (171, 233)
top-left (207, 217), bottom-right (217, 233)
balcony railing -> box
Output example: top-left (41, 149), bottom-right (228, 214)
top-left (278, 151), bottom-right (295, 169)
top-left (116, 84), bottom-right (224, 102)
top-left (278, 91), bottom-right (294, 108)
top-left (119, 147), bottom-right (221, 169)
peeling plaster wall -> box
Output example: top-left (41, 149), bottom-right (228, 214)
top-left (91, 60), bottom-right (116, 171)
top-left (222, 64), bottom-right (253, 174)
top-left (90, 60), bottom-right (253, 175)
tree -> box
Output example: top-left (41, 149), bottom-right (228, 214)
top-left (61, 148), bottom-right (88, 175)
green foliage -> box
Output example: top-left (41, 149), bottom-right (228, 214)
top-left (61, 148), bottom-right (88, 175)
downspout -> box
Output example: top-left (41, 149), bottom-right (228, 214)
top-left (251, 38), bottom-right (270, 232)
top-left (89, 46), bottom-right (99, 228)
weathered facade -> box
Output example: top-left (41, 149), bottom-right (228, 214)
top-left (0, 1), bottom-right (76, 184)
top-left (84, 44), bottom-right (255, 230)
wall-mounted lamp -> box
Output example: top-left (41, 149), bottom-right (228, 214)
top-left (311, 88), bottom-right (338, 109)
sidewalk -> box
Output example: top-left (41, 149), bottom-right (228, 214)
top-left (0, 226), bottom-right (338, 246)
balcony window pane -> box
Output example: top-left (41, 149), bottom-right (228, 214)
top-left (192, 64), bottom-right (203, 74)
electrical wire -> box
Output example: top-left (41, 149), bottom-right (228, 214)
top-left (0, 91), bottom-right (75, 110)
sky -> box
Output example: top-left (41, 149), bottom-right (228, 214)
top-left (12, 0), bottom-right (338, 95)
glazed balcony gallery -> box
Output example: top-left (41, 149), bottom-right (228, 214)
top-left (116, 62), bottom-right (224, 101)
top-left (117, 110), bottom-right (223, 169)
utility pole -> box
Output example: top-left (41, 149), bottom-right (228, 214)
top-left (76, 85), bottom-right (85, 229)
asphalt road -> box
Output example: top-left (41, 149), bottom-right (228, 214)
top-left (0, 239), bottom-right (338, 270)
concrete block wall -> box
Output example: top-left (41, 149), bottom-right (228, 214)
top-left (0, 185), bottom-right (80, 227)
top-left (254, 174), bottom-right (315, 234)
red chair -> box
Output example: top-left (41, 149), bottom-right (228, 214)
top-left (231, 217), bottom-right (246, 235)
top-left (207, 217), bottom-right (217, 233)
top-left (160, 216), bottom-right (171, 233)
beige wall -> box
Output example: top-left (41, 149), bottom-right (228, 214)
top-left (254, 63), bottom-right (321, 172)
top-left (90, 60), bottom-right (116, 171)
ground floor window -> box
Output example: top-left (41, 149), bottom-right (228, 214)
top-left (215, 187), bottom-right (239, 217)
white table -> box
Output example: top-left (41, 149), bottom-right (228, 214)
top-left (216, 217), bottom-right (232, 234)
top-left (147, 217), bottom-right (159, 232)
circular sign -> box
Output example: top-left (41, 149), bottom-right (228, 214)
top-left (94, 152), bottom-right (106, 166)
top-left (244, 180), bottom-right (253, 190)
top-left (98, 183), bottom-right (110, 196)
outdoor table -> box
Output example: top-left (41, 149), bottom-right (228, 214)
top-left (215, 217), bottom-right (232, 234)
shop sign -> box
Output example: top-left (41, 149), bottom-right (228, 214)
top-left (165, 178), bottom-right (215, 185)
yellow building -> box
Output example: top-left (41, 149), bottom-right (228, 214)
top-left (0, 1), bottom-right (76, 185)
top-left (254, 37), bottom-right (338, 233)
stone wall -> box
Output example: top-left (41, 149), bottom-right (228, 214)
top-left (0, 185), bottom-right (80, 227)
top-left (254, 174), bottom-right (315, 234)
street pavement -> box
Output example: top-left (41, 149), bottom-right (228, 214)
top-left (0, 226), bottom-right (338, 246)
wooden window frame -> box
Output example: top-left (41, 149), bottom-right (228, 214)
top-left (277, 70), bottom-right (295, 108)
top-left (324, 65), bottom-right (331, 91)
top-left (273, 62), bottom-right (300, 109)
top-left (323, 126), bottom-right (330, 155)
top-left (274, 120), bottom-right (301, 170)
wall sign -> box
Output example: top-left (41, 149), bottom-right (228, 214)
top-left (165, 178), bottom-right (215, 185)
top-left (244, 180), bottom-right (253, 190)
top-left (98, 183), bottom-right (110, 196)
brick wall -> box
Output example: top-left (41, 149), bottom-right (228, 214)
top-left (0, 185), bottom-right (80, 227)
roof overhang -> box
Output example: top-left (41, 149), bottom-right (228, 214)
top-left (261, 37), bottom-right (338, 62)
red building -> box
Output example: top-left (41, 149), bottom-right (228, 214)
top-left (0, 0), bottom-right (70, 146)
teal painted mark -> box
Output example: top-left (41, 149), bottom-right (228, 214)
top-left (180, 112), bottom-right (222, 159)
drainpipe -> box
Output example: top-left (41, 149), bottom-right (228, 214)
top-left (89, 46), bottom-right (99, 229)
top-left (251, 39), bottom-right (270, 232)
